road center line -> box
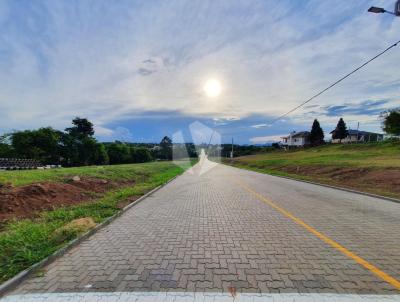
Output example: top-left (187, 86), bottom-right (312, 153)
top-left (234, 179), bottom-right (400, 291)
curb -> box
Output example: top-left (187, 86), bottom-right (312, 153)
top-left (223, 163), bottom-right (400, 204)
top-left (269, 174), bottom-right (400, 204)
top-left (0, 173), bottom-right (182, 297)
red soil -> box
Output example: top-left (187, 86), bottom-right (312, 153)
top-left (0, 177), bottom-right (132, 222)
top-left (279, 166), bottom-right (400, 196)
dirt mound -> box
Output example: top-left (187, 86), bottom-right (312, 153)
top-left (278, 165), bottom-right (400, 195)
top-left (362, 170), bottom-right (400, 193)
top-left (281, 166), bottom-right (369, 180)
top-left (0, 177), bottom-right (131, 222)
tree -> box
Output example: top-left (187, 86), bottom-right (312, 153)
top-left (131, 147), bottom-right (152, 163)
top-left (381, 109), bottom-right (400, 136)
top-left (93, 143), bottom-right (109, 165)
top-left (0, 143), bottom-right (14, 158)
top-left (84, 140), bottom-right (108, 165)
top-left (59, 132), bottom-right (80, 166)
top-left (35, 127), bottom-right (63, 163)
top-left (64, 117), bottom-right (96, 165)
top-left (0, 134), bottom-right (14, 158)
top-left (271, 143), bottom-right (281, 149)
top-left (309, 119), bottom-right (325, 146)
top-left (106, 142), bottom-right (131, 164)
top-left (1, 117), bottom-right (108, 166)
top-left (78, 137), bottom-right (109, 165)
top-left (332, 118), bottom-right (348, 143)
top-left (159, 136), bottom-right (172, 160)
top-left (65, 117), bottom-right (94, 138)
top-left (10, 130), bottom-right (39, 159)
top-left (60, 130), bottom-right (108, 166)
top-left (185, 143), bottom-right (198, 158)
top-left (10, 127), bottom-right (62, 164)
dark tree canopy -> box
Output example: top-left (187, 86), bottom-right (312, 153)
top-left (159, 136), bottom-right (172, 160)
top-left (381, 109), bottom-right (400, 136)
top-left (0, 117), bottom-right (182, 167)
top-left (0, 117), bottom-right (159, 166)
top-left (10, 127), bottom-right (63, 164)
top-left (103, 142), bottom-right (153, 164)
top-left (309, 119), bottom-right (324, 146)
top-left (131, 147), bottom-right (152, 163)
top-left (106, 143), bottom-right (131, 164)
top-left (61, 117), bottom-right (112, 166)
top-left (0, 134), bottom-right (14, 158)
top-left (91, 142), bottom-right (109, 165)
top-left (332, 118), bottom-right (348, 142)
top-left (66, 117), bottom-right (94, 137)
top-left (160, 136), bottom-right (172, 147)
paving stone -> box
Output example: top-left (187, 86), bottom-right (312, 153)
top-left (5, 163), bottom-right (400, 296)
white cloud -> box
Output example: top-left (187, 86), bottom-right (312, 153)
top-left (249, 135), bottom-right (285, 144)
top-left (94, 126), bottom-right (133, 142)
top-left (251, 124), bottom-right (269, 129)
top-left (94, 126), bottom-right (114, 137)
top-left (0, 0), bottom-right (399, 135)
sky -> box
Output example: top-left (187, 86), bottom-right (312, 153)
top-left (0, 0), bottom-right (399, 144)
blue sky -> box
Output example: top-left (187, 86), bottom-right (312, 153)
top-left (0, 0), bottom-right (399, 144)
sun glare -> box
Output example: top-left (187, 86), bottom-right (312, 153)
top-left (204, 78), bottom-right (222, 98)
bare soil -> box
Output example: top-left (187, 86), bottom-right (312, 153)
top-left (278, 166), bottom-right (400, 197)
top-left (116, 195), bottom-right (140, 209)
top-left (0, 177), bottom-right (134, 222)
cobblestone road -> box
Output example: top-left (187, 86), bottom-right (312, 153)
top-left (6, 159), bottom-right (400, 296)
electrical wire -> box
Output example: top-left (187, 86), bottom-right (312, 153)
top-left (268, 39), bottom-right (400, 125)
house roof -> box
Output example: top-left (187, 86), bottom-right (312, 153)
top-left (291, 131), bottom-right (310, 138)
top-left (282, 131), bottom-right (310, 139)
top-left (330, 129), bottom-right (383, 136)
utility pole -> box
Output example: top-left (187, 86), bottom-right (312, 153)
top-left (230, 138), bottom-right (234, 158)
top-left (356, 122), bottom-right (360, 143)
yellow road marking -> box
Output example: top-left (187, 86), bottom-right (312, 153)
top-left (235, 179), bottom-right (400, 291)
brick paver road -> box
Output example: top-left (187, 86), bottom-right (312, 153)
top-left (5, 157), bottom-right (400, 296)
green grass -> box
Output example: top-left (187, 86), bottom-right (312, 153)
top-left (224, 141), bottom-right (400, 199)
top-left (228, 141), bottom-right (400, 169)
top-left (0, 160), bottom-right (196, 283)
top-left (0, 162), bottom-right (190, 187)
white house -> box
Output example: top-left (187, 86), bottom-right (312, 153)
top-left (330, 130), bottom-right (384, 143)
top-left (281, 131), bottom-right (310, 147)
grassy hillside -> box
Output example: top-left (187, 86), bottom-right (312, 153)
top-left (224, 141), bottom-right (400, 199)
top-left (0, 160), bottom-right (195, 283)
top-left (0, 162), bottom-right (187, 187)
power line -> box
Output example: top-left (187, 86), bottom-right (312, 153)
top-left (268, 39), bottom-right (400, 125)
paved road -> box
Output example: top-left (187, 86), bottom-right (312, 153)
top-left (5, 158), bottom-right (400, 297)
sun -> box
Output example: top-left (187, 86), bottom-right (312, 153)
top-left (204, 78), bottom-right (222, 98)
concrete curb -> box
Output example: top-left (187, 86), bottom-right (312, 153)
top-left (0, 173), bottom-right (182, 297)
top-left (223, 163), bottom-right (400, 204)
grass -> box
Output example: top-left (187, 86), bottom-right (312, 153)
top-left (0, 160), bottom-right (196, 283)
top-left (224, 141), bottom-right (400, 199)
top-left (0, 162), bottom-right (190, 187)
top-left (228, 141), bottom-right (400, 169)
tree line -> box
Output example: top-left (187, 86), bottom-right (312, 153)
top-left (0, 117), bottom-right (181, 166)
top-left (1, 109), bottom-right (398, 164)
